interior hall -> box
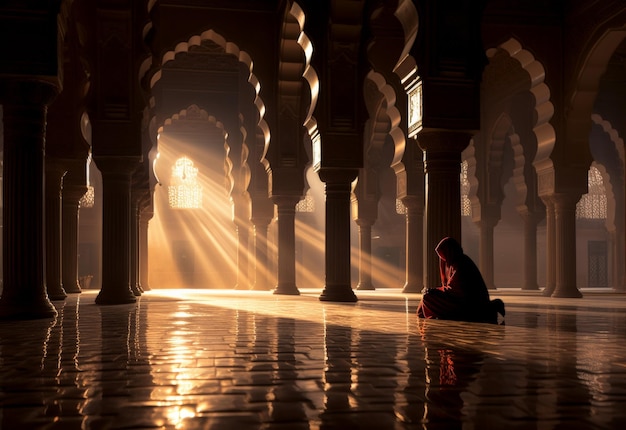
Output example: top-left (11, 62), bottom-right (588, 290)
top-left (1, 1), bottom-right (626, 429)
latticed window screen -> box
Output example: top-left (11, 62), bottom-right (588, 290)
top-left (168, 157), bottom-right (203, 209)
top-left (576, 166), bottom-right (607, 219)
top-left (460, 160), bottom-right (472, 217)
top-left (296, 193), bottom-right (315, 212)
top-left (396, 198), bottom-right (407, 215)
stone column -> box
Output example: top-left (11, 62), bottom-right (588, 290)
top-left (252, 220), bottom-right (271, 291)
top-left (94, 157), bottom-right (139, 305)
top-left (319, 170), bottom-right (358, 302)
top-left (477, 216), bottom-right (498, 290)
top-left (519, 208), bottom-right (539, 290)
top-left (0, 80), bottom-right (58, 319)
top-left (418, 131), bottom-right (470, 289)
top-left (62, 184), bottom-right (86, 294)
top-left (542, 198), bottom-right (556, 297)
top-left (552, 193), bottom-right (583, 298)
top-left (129, 193), bottom-right (141, 296)
top-left (402, 196), bottom-right (424, 293)
top-left (356, 220), bottom-right (374, 290)
top-left (272, 196), bottom-right (300, 295)
top-left (139, 206), bottom-right (153, 291)
top-left (45, 160), bottom-right (67, 300)
top-left (235, 223), bottom-right (250, 290)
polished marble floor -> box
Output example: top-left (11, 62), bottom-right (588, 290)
top-left (1, 288), bottom-right (626, 429)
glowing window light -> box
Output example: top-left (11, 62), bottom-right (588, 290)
top-left (168, 157), bottom-right (202, 209)
top-left (79, 185), bottom-right (95, 208)
top-left (396, 198), bottom-right (406, 215)
top-left (576, 166), bottom-right (607, 220)
top-left (460, 160), bottom-right (471, 217)
top-left (296, 194), bottom-right (315, 212)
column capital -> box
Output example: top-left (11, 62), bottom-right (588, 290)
top-left (94, 156), bottom-right (142, 176)
top-left (0, 79), bottom-right (59, 106)
top-left (417, 129), bottom-right (472, 154)
top-left (317, 168), bottom-right (359, 184)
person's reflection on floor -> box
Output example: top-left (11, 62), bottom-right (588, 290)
top-left (416, 318), bottom-right (487, 429)
top-left (417, 237), bottom-right (505, 324)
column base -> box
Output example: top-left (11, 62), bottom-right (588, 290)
top-left (95, 288), bottom-right (137, 305)
top-left (551, 287), bottom-right (583, 298)
top-left (131, 284), bottom-right (142, 296)
top-left (319, 285), bottom-right (358, 302)
top-left (356, 282), bottom-right (375, 291)
top-left (402, 282), bottom-right (423, 293)
top-left (47, 283), bottom-right (67, 301)
top-left (0, 297), bottom-right (57, 320)
top-left (542, 286), bottom-right (555, 297)
top-left (48, 291), bottom-right (67, 301)
top-left (273, 284), bottom-right (300, 295)
top-left (64, 282), bottom-right (82, 294)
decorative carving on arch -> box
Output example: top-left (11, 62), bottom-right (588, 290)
top-left (366, 0), bottom-right (419, 200)
top-left (363, 71), bottom-right (405, 197)
top-left (486, 38), bottom-right (556, 196)
top-left (590, 114), bottom-right (625, 233)
top-left (145, 29), bottom-right (267, 212)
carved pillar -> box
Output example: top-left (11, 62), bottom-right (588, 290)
top-left (418, 131), bottom-right (470, 289)
top-left (62, 184), bottom-right (86, 294)
top-left (552, 193), bottom-right (583, 298)
top-left (94, 157), bottom-right (139, 305)
top-left (0, 80), bottom-right (58, 319)
top-left (519, 208), bottom-right (539, 290)
top-left (542, 198), bottom-right (556, 296)
top-left (139, 205), bottom-right (153, 291)
top-left (45, 160), bottom-right (67, 300)
top-left (319, 170), bottom-right (358, 302)
top-left (272, 196), bottom-right (300, 295)
top-left (402, 196), bottom-right (424, 293)
top-left (477, 216), bottom-right (498, 290)
top-left (356, 220), bottom-right (374, 290)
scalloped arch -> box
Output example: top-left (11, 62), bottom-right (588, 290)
top-left (487, 38), bottom-right (556, 176)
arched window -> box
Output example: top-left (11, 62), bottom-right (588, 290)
top-left (460, 160), bottom-right (472, 217)
top-left (168, 157), bottom-right (202, 209)
top-left (576, 165), bottom-right (607, 220)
